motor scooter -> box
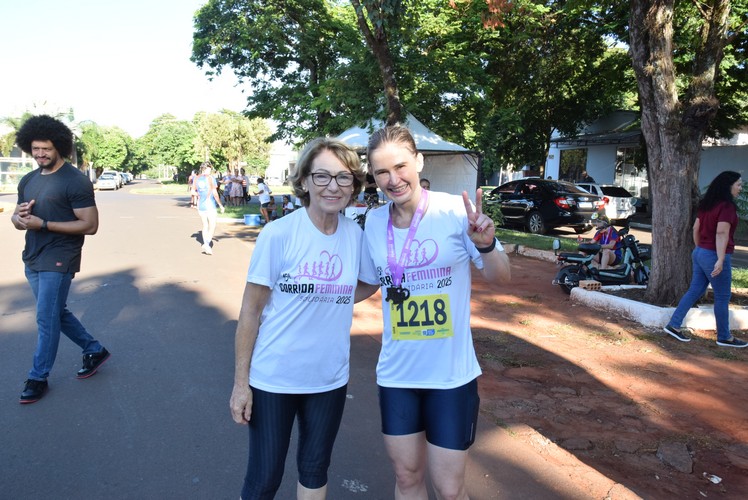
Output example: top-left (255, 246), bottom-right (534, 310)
top-left (552, 227), bottom-right (651, 294)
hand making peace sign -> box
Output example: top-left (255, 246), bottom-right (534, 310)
top-left (462, 188), bottom-right (496, 248)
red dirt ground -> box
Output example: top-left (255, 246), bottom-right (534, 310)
top-left (469, 254), bottom-right (748, 499)
top-left (229, 222), bottom-right (747, 497)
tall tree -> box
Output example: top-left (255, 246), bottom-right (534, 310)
top-left (629, 0), bottom-right (746, 304)
top-left (349, 0), bottom-right (405, 125)
top-left (193, 111), bottom-right (273, 172)
top-left (79, 123), bottom-right (132, 173)
top-left (191, 0), bottom-right (380, 141)
top-left (399, 0), bottom-right (633, 174)
top-left (139, 114), bottom-right (201, 179)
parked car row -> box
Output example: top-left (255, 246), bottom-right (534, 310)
top-left (487, 178), bottom-right (638, 235)
top-left (95, 171), bottom-right (132, 190)
top-left (488, 178), bottom-right (605, 235)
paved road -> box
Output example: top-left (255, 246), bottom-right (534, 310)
top-left (0, 181), bottom-right (621, 499)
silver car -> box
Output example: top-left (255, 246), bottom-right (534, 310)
top-left (576, 183), bottom-right (636, 222)
top-left (96, 173), bottom-right (119, 190)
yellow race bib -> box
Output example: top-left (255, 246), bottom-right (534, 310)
top-left (389, 293), bottom-right (453, 340)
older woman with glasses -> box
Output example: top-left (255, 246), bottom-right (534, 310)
top-left (230, 137), bottom-right (366, 499)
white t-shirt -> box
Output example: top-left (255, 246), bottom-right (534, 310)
top-left (247, 208), bottom-right (362, 393)
top-left (257, 182), bottom-right (271, 204)
top-left (359, 191), bottom-right (484, 389)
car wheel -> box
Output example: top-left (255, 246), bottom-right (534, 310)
top-left (525, 212), bottom-right (545, 234)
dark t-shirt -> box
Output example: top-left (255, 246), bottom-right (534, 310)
top-left (698, 200), bottom-right (738, 254)
top-left (364, 173), bottom-right (378, 194)
top-left (17, 163), bottom-right (96, 273)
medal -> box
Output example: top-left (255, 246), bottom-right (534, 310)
top-left (386, 190), bottom-right (429, 300)
top-left (385, 286), bottom-right (410, 304)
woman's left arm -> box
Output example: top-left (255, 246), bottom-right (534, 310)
top-left (712, 221), bottom-right (731, 277)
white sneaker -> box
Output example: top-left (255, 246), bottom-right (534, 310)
top-left (203, 244), bottom-right (213, 255)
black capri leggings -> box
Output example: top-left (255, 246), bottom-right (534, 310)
top-left (240, 385), bottom-right (347, 500)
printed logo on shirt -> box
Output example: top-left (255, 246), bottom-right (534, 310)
top-left (277, 251), bottom-right (353, 303)
top-left (376, 238), bottom-right (452, 292)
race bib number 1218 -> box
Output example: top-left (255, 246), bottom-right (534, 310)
top-left (389, 294), bottom-right (453, 340)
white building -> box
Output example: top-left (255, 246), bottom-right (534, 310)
top-left (544, 110), bottom-right (748, 206)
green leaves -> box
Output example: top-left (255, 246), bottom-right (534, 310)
top-left (192, 0), bottom-right (380, 141)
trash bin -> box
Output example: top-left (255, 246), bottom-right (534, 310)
top-left (244, 214), bottom-right (262, 226)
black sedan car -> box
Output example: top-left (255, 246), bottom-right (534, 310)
top-left (489, 178), bottom-right (604, 234)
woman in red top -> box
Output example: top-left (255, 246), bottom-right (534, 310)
top-left (664, 171), bottom-right (746, 347)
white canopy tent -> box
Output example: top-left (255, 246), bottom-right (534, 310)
top-left (336, 113), bottom-right (482, 200)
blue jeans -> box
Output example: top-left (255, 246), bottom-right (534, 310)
top-left (668, 248), bottom-right (732, 341)
top-left (25, 267), bottom-right (102, 380)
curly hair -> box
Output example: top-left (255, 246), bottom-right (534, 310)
top-left (16, 115), bottom-right (74, 158)
top-left (289, 137), bottom-right (365, 207)
top-left (699, 171), bottom-right (742, 211)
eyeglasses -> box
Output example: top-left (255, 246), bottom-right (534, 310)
top-left (310, 172), bottom-right (355, 187)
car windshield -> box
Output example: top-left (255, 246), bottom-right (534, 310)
top-left (100, 174), bottom-right (114, 179)
top-left (600, 186), bottom-right (632, 197)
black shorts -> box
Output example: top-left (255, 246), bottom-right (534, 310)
top-left (378, 378), bottom-right (479, 450)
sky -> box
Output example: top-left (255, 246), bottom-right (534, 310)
top-left (0, 0), bottom-right (248, 138)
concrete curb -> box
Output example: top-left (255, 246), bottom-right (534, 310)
top-left (504, 243), bottom-right (748, 330)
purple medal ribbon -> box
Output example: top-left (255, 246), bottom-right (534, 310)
top-left (386, 189), bottom-right (429, 288)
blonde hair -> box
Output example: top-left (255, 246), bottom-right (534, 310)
top-left (289, 138), bottom-right (365, 207)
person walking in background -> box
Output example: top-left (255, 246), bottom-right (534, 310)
top-left (188, 170), bottom-right (198, 208)
top-left (222, 169), bottom-right (233, 205)
top-left (195, 162), bottom-right (225, 255)
top-left (240, 168), bottom-right (250, 205)
top-left (664, 171), bottom-right (747, 347)
top-left (229, 170), bottom-right (244, 207)
top-left (355, 125), bottom-right (511, 499)
top-left (10, 115), bottom-right (111, 404)
top-left (254, 177), bottom-right (272, 224)
top-left (230, 137), bottom-right (365, 499)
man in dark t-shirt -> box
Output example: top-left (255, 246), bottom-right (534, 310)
top-left (11, 115), bottom-right (111, 404)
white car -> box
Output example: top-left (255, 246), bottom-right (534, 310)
top-left (96, 173), bottom-right (119, 190)
top-left (576, 183), bottom-right (636, 223)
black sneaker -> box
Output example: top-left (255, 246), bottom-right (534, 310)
top-left (663, 325), bottom-right (692, 342)
top-left (20, 379), bottom-right (48, 404)
top-left (77, 348), bottom-right (111, 379)
top-left (716, 337), bottom-right (748, 348)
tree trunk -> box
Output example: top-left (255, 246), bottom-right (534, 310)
top-left (629, 0), bottom-right (730, 305)
top-left (350, 0), bottom-right (404, 125)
